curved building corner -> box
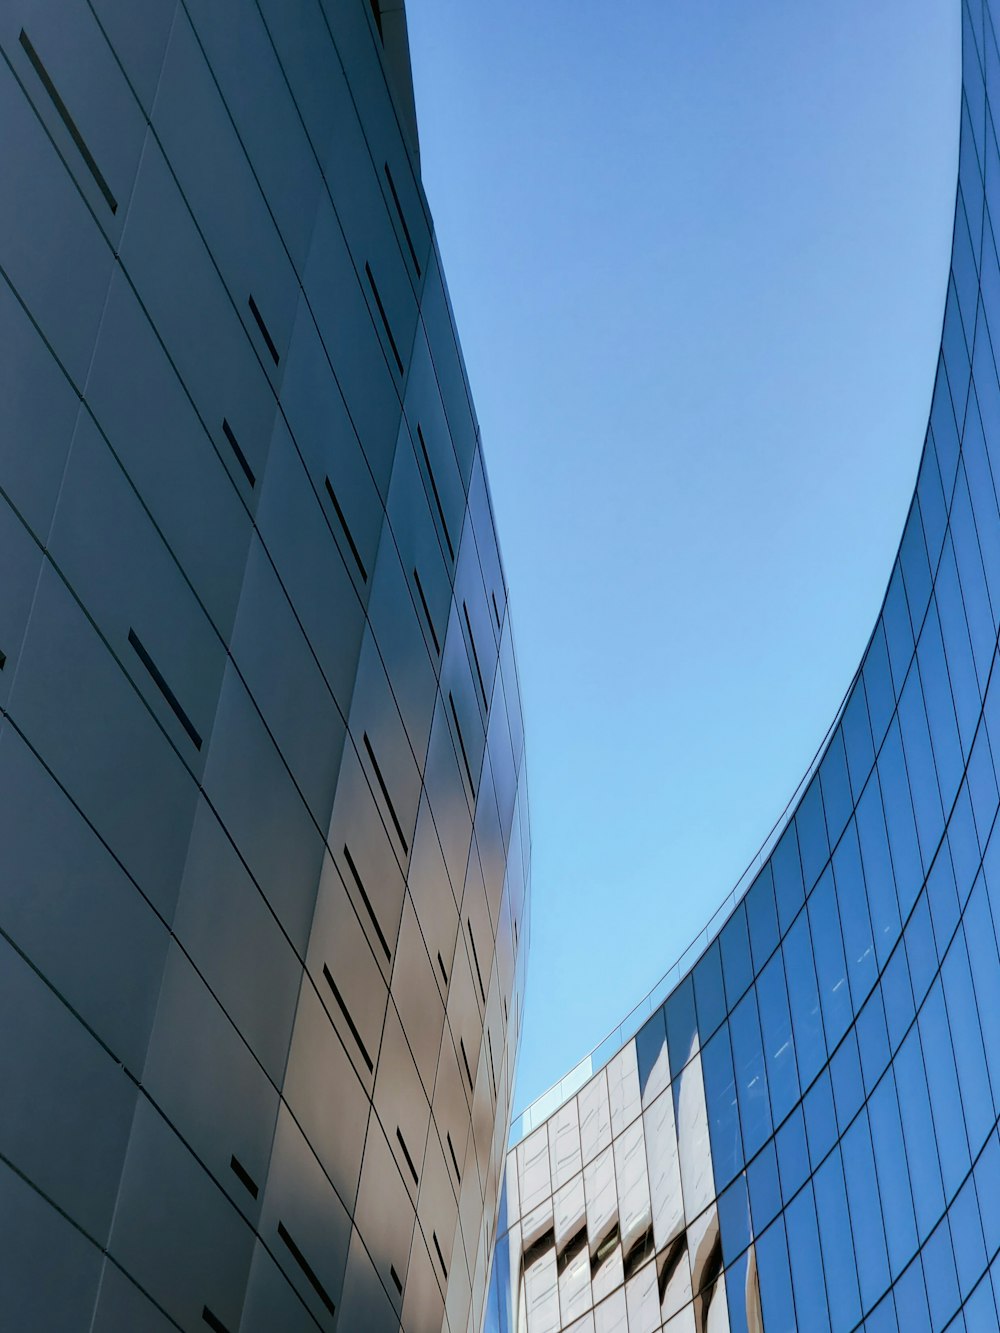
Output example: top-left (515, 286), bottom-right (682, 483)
top-left (488, 3), bottom-right (1000, 1332)
top-left (0, 1), bottom-right (528, 1330)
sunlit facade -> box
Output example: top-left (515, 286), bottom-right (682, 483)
top-left (0, 1), bottom-right (527, 1330)
top-left (488, 3), bottom-right (1000, 1331)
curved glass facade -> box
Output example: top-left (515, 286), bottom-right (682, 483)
top-left (0, 2), bottom-right (527, 1331)
top-left (488, 3), bottom-right (1000, 1331)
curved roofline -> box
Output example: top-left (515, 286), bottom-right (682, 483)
top-left (509, 41), bottom-right (963, 1148)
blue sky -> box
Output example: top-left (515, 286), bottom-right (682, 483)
top-left (406, 1), bottom-right (961, 1114)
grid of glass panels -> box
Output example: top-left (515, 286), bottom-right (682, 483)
top-left (0, 1), bottom-right (528, 1330)
top-left (487, 2), bottom-right (1000, 1330)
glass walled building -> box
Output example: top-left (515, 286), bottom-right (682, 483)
top-left (0, 1), bottom-right (527, 1331)
top-left (489, 1), bottom-right (1000, 1331)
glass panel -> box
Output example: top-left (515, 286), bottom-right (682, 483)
top-left (893, 1256), bottom-right (932, 1333)
top-left (856, 774), bottom-right (902, 966)
top-left (808, 866), bottom-right (853, 1048)
top-left (948, 1174), bottom-right (987, 1302)
top-left (755, 1214), bottom-right (796, 1333)
top-left (643, 1085), bottom-right (684, 1253)
top-left (700, 1022), bottom-right (741, 1191)
top-left (820, 729), bottom-right (853, 852)
top-left (936, 538), bottom-right (981, 752)
top-left (974, 1130), bottom-right (1000, 1260)
top-left (916, 974), bottom-right (970, 1203)
top-left (772, 819), bottom-right (805, 935)
top-left (867, 1067), bottom-right (917, 1278)
top-left (730, 988), bottom-right (770, 1160)
top-left (879, 719), bottom-right (924, 916)
top-left (785, 1182), bottom-right (832, 1333)
top-left (784, 910), bottom-right (826, 1087)
top-left (949, 783), bottom-right (981, 903)
top-left (917, 602), bottom-right (964, 812)
top-left (881, 939), bottom-right (915, 1052)
top-left (864, 624), bottom-right (896, 749)
top-left (916, 449), bottom-right (947, 572)
top-left (833, 821), bottom-right (878, 1006)
top-left (665, 976), bottom-right (698, 1085)
top-left (775, 1106), bottom-right (809, 1204)
top-left (895, 1025), bottom-right (945, 1238)
top-left (635, 1006), bottom-right (669, 1108)
top-left (926, 843), bottom-right (960, 958)
top-left (720, 905), bottom-right (753, 1010)
top-left (962, 878), bottom-right (1000, 1098)
top-left (607, 1044), bottom-right (641, 1138)
top-left (803, 1070), bottom-right (837, 1169)
top-left (904, 892), bottom-right (938, 1007)
top-left (898, 665), bottom-right (945, 868)
top-left (940, 932), bottom-right (994, 1157)
top-left (746, 864), bottom-right (779, 973)
top-left (674, 1049), bottom-right (715, 1223)
top-left (718, 1171), bottom-right (750, 1267)
top-left (830, 1029), bottom-right (864, 1132)
top-left (747, 1138), bottom-right (781, 1235)
top-left (813, 1147), bottom-right (862, 1333)
top-left (855, 986), bottom-right (890, 1094)
top-left (843, 682), bottom-right (875, 801)
top-left (921, 1216), bottom-right (960, 1332)
top-left (548, 1099), bottom-right (583, 1192)
top-left (579, 1070), bottom-right (612, 1166)
top-left (613, 1119), bottom-right (652, 1270)
top-left (693, 940), bottom-right (727, 1043)
top-left (966, 721), bottom-right (999, 847)
top-left (900, 501), bottom-right (932, 633)
top-left (841, 1109), bottom-right (890, 1311)
top-left (884, 564), bottom-right (915, 693)
top-left (756, 951), bottom-right (798, 1124)
top-left (797, 775), bottom-right (830, 891)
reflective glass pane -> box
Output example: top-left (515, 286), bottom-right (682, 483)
top-left (730, 988), bottom-right (770, 1160)
top-left (746, 864), bottom-right (778, 973)
top-left (813, 1147), bottom-right (862, 1333)
top-left (784, 911), bottom-right (826, 1086)
top-left (808, 866), bottom-right (853, 1048)
top-left (785, 1182), bottom-right (831, 1333)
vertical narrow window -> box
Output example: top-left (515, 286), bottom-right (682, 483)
top-left (221, 419), bottom-right (255, 489)
top-left (128, 629), bottom-right (202, 751)
top-left (432, 1232), bottom-right (449, 1281)
top-left (463, 601), bottom-right (489, 708)
top-left (248, 294), bottom-right (280, 366)
top-left (322, 965), bottom-right (373, 1073)
top-left (416, 425), bottom-right (455, 561)
top-left (460, 1037), bottom-right (474, 1094)
top-left (365, 262), bottom-right (404, 374)
top-left (343, 844), bottom-right (391, 961)
top-left (324, 477), bottom-right (368, 583)
top-left (468, 920), bottom-right (487, 1005)
top-left (447, 1131), bottom-right (462, 1184)
top-left (19, 30), bottom-right (117, 213)
top-left (385, 163), bottom-right (421, 275)
top-left (277, 1222), bottom-right (336, 1316)
top-left (368, 0), bottom-right (383, 40)
top-left (413, 568), bottom-right (440, 655)
top-left (363, 732), bottom-right (409, 853)
top-left (229, 1155), bottom-right (259, 1200)
top-left (396, 1127), bottom-right (419, 1186)
top-left (449, 692), bottom-right (476, 794)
